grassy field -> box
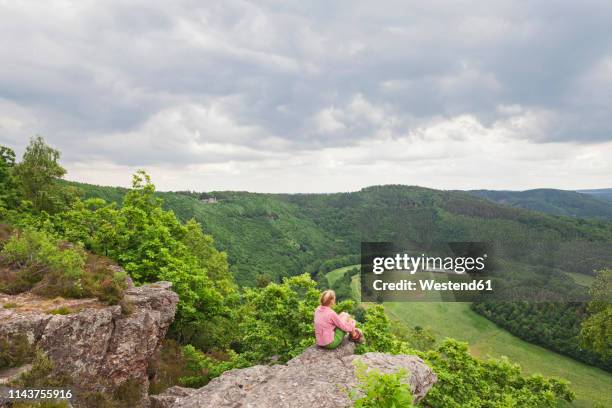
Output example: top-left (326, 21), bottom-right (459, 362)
top-left (326, 265), bottom-right (357, 287)
top-left (327, 265), bottom-right (612, 408)
top-left (564, 271), bottom-right (596, 288)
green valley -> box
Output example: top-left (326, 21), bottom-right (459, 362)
top-left (54, 169), bottom-right (612, 407)
top-left (326, 265), bottom-right (612, 407)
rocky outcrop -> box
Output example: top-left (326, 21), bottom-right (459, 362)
top-left (151, 340), bottom-right (437, 408)
top-left (0, 281), bottom-right (178, 406)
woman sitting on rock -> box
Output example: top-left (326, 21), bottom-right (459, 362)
top-left (314, 290), bottom-right (364, 349)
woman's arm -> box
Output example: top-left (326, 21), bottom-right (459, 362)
top-left (330, 310), bottom-right (356, 333)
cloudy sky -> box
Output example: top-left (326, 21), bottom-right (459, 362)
top-left (1, 0), bottom-right (611, 193)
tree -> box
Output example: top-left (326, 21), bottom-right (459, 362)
top-left (54, 170), bottom-right (237, 350)
top-left (237, 273), bottom-right (320, 363)
top-left (580, 269), bottom-right (612, 359)
top-left (0, 146), bottom-right (20, 209)
top-left (13, 136), bottom-right (72, 213)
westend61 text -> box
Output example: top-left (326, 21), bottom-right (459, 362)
top-left (373, 279), bottom-right (493, 291)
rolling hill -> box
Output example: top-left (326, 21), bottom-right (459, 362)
top-left (578, 188), bottom-right (612, 203)
top-left (70, 182), bottom-right (612, 286)
top-left (468, 188), bottom-right (612, 219)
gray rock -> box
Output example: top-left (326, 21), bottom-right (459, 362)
top-left (0, 281), bottom-right (178, 407)
top-left (156, 339), bottom-right (437, 408)
top-left (150, 386), bottom-right (196, 408)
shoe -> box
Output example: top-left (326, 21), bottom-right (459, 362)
top-left (349, 329), bottom-right (365, 344)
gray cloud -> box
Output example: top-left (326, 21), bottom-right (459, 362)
top-left (0, 0), bottom-right (611, 191)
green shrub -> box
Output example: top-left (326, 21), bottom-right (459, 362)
top-left (0, 229), bottom-right (85, 297)
top-left (178, 345), bottom-right (242, 388)
top-left (48, 306), bottom-right (72, 315)
top-left (0, 229), bottom-right (126, 304)
top-left (3, 301), bottom-right (18, 309)
top-left (0, 334), bottom-right (34, 369)
top-left (13, 349), bottom-right (72, 388)
top-left (0, 264), bottom-right (45, 294)
top-left (81, 255), bottom-right (127, 305)
top-left (350, 360), bottom-right (414, 408)
top-left (112, 377), bottom-right (143, 407)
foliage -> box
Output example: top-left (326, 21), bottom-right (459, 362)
top-left (472, 301), bottom-right (611, 371)
top-left (148, 340), bottom-right (193, 395)
top-left (355, 304), bottom-right (575, 407)
top-left (0, 334), bottom-right (34, 369)
top-left (178, 345), bottom-right (243, 388)
top-left (0, 228), bottom-right (85, 297)
top-left (48, 306), bottom-right (72, 315)
top-left (356, 305), bottom-right (399, 354)
top-left (11, 401), bottom-right (70, 408)
top-left (330, 266), bottom-right (359, 301)
top-left (0, 229), bottom-right (126, 303)
top-left (469, 188), bottom-right (612, 219)
top-left (0, 145), bottom-right (20, 209)
top-left (350, 360), bottom-right (414, 408)
top-left (13, 350), bottom-right (72, 388)
top-left (236, 273), bottom-right (320, 364)
top-left (580, 269), bottom-right (612, 359)
top-left (112, 377), bottom-right (144, 407)
top-left (53, 170), bottom-right (238, 349)
top-left (73, 180), bottom-right (612, 290)
top-left (421, 339), bottom-right (575, 408)
top-left (13, 136), bottom-right (76, 213)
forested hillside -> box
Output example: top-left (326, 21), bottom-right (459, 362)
top-left (468, 188), bottom-right (612, 219)
top-left (72, 180), bottom-right (612, 373)
top-left (72, 183), bottom-right (612, 285)
top-left (3, 137), bottom-right (591, 407)
top-left (579, 188), bottom-right (612, 203)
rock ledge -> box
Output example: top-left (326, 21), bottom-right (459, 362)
top-left (152, 339), bottom-right (437, 408)
top-left (0, 281), bottom-right (178, 406)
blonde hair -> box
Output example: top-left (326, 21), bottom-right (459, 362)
top-left (320, 290), bottom-right (336, 306)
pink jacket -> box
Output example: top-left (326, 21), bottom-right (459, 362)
top-left (314, 305), bottom-right (356, 346)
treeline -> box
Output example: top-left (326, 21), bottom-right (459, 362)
top-left (472, 301), bottom-right (611, 371)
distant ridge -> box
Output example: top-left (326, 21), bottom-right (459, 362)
top-left (467, 188), bottom-right (612, 219)
top-left (577, 188), bottom-right (612, 202)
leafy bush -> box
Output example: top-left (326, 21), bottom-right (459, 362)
top-left (421, 339), bottom-right (575, 407)
top-left (0, 334), bottom-right (34, 369)
top-left (48, 306), bottom-right (72, 315)
top-left (178, 345), bottom-right (243, 388)
top-left (13, 350), bottom-right (72, 388)
top-left (0, 229), bottom-right (85, 297)
top-left (0, 229), bottom-right (126, 303)
top-left (350, 360), bottom-right (414, 408)
top-left (356, 305), bottom-right (398, 354)
top-left (236, 273), bottom-right (319, 364)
